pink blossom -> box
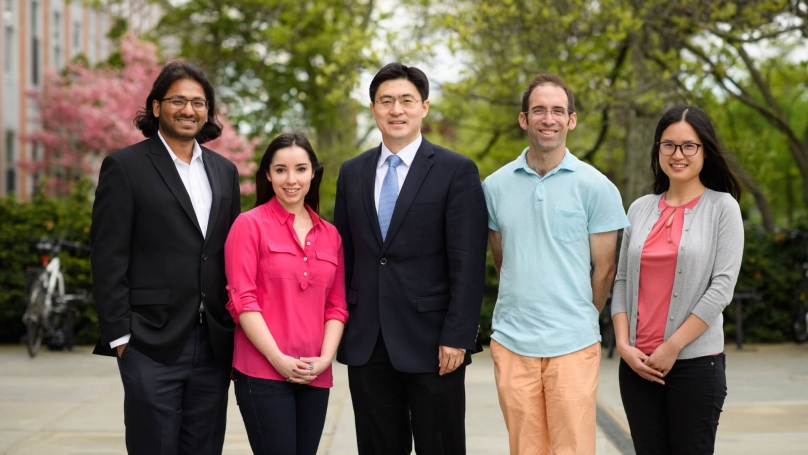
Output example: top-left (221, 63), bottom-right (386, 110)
top-left (23, 34), bottom-right (256, 195)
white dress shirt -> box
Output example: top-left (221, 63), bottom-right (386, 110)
top-left (374, 135), bottom-right (422, 212)
top-left (109, 132), bottom-right (213, 349)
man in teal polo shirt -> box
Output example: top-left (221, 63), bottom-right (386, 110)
top-left (483, 73), bottom-right (629, 455)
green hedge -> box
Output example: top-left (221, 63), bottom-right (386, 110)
top-left (0, 184), bottom-right (801, 346)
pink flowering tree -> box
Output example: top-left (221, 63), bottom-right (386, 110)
top-left (22, 34), bottom-right (257, 195)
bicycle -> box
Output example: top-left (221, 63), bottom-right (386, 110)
top-left (23, 238), bottom-right (91, 358)
top-left (792, 255), bottom-right (808, 343)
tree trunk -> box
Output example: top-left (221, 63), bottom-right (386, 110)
top-left (623, 108), bottom-right (656, 206)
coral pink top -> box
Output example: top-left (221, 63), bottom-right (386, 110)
top-left (635, 194), bottom-right (701, 355)
top-left (224, 197), bottom-right (348, 388)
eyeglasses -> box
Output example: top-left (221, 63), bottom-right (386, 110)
top-left (162, 97), bottom-right (209, 111)
top-left (657, 141), bottom-right (702, 156)
top-left (524, 107), bottom-right (569, 119)
top-left (374, 96), bottom-right (422, 109)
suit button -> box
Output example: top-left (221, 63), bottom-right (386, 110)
top-left (202, 255), bottom-right (207, 261)
top-left (201, 292), bottom-right (206, 298)
top-left (380, 258), bottom-right (387, 265)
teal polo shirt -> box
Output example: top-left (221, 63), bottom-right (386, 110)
top-left (482, 148), bottom-right (629, 358)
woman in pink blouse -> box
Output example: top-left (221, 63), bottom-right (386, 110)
top-left (224, 133), bottom-right (348, 455)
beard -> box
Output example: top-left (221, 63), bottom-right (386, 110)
top-left (158, 113), bottom-right (203, 142)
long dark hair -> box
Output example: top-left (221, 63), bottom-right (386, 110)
top-left (254, 133), bottom-right (324, 212)
top-left (133, 61), bottom-right (223, 143)
top-left (650, 105), bottom-right (742, 201)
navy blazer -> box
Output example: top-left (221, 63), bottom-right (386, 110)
top-left (91, 134), bottom-right (241, 365)
top-left (334, 138), bottom-right (488, 373)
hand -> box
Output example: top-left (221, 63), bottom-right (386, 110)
top-left (644, 341), bottom-right (681, 377)
top-left (617, 343), bottom-right (665, 385)
top-left (299, 356), bottom-right (331, 377)
top-left (268, 353), bottom-right (318, 384)
top-left (438, 346), bottom-right (465, 376)
top-left (116, 344), bottom-right (127, 358)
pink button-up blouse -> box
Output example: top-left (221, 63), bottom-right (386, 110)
top-left (224, 197), bottom-right (348, 388)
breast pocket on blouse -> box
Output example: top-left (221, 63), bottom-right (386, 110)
top-left (266, 243), bottom-right (298, 279)
top-left (311, 250), bottom-right (339, 287)
top-left (552, 207), bottom-right (587, 244)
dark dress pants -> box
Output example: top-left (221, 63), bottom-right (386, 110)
top-left (348, 334), bottom-right (467, 455)
top-left (116, 320), bottom-right (231, 455)
top-left (619, 353), bottom-right (727, 455)
top-left (233, 369), bottom-right (330, 455)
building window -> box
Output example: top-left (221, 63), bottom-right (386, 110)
top-left (5, 131), bottom-right (16, 195)
top-left (31, 1), bottom-right (40, 84)
top-left (53, 11), bottom-right (61, 68)
top-left (3, 0), bottom-right (12, 74)
top-left (73, 20), bottom-right (81, 56)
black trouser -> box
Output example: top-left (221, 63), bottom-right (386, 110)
top-left (619, 353), bottom-right (727, 455)
top-left (348, 334), bottom-right (467, 455)
top-left (233, 369), bottom-right (330, 455)
top-left (116, 322), bottom-right (231, 455)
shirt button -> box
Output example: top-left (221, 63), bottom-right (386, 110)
top-left (306, 242), bottom-right (311, 246)
top-left (380, 258), bottom-right (387, 265)
top-left (685, 228), bottom-right (689, 232)
top-left (231, 288), bottom-right (236, 293)
top-left (303, 272), bottom-right (308, 277)
top-left (670, 316), bottom-right (674, 320)
top-left (303, 257), bottom-right (308, 261)
top-left (681, 246), bottom-right (685, 250)
top-left (677, 269), bottom-right (681, 273)
top-left (674, 293), bottom-right (678, 297)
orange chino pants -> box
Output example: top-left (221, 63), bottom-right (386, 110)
top-left (491, 339), bottom-right (600, 455)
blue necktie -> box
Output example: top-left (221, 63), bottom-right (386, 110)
top-left (378, 155), bottom-right (403, 241)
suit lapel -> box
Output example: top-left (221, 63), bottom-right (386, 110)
top-left (145, 135), bottom-right (203, 236)
top-left (362, 146), bottom-right (384, 246)
top-left (202, 148), bottom-right (221, 243)
top-left (381, 140), bottom-right (434, 254)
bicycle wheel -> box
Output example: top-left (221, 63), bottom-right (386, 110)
top-left (26, 284), bottom-right (46, 357)
top-left (794, 284), bottom-right (808, 343)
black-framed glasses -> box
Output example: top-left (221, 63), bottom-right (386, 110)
top-left (162, 97), bottom-right (209, 111)
top-left (657, 141), bottom-right (702, 156)
top-left (524, 107), bottom-right (569, 119)
top-left (374, 96), bottom-right (422, 109)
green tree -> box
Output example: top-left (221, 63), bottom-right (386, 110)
top-left (157, 0), bottom-right (383, 213)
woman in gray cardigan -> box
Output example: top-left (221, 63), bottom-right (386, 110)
top-left (612, 105), bottom-right (744, 454)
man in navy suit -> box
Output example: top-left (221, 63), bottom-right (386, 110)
top-left (91, 61), bottom-right (241, 455)
top-left (334, 63), bottom-right (488, 454)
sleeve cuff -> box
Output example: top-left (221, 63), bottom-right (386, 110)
top-left (109, 334), bottom-right (131, 348)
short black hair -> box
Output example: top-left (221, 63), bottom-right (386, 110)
top-left (254, 133), bottom-right (324, 213)
top-left (521, 73), bottom-right (575, 114)
top-left (369, 63), bottom-right (429, 102)
top-left (650, 105), bottom-right (742, 201)
top-left (133, 61), bottom-right (223, 143)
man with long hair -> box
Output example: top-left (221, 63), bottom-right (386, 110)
top-left (91, 61), bottom-right (241, 455)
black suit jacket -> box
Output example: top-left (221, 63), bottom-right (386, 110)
top-left (91, 135), bottom-right (241, 365)
top-left (334, 138), bottom-right (488, 373)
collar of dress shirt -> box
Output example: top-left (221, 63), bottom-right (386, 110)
top-left (266, 196), bottom-right (322, 228)
top-left (378, 134), bottom-right (422, 169)
top-left (158, 130), bottom-right (203, 164)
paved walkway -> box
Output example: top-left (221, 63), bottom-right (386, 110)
top-left (0, 343), bottom-right (805, 454)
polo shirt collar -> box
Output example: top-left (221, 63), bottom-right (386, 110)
top-left (515, 147), bottom-right (579, 178)
top-left (266, 196), bottom-right (322, 228)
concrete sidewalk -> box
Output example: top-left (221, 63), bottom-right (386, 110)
top-left (0, 343), bottom-right (805, 454)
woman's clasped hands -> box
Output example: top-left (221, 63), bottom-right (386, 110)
top-left (268, 353), bottom-right (319, 384)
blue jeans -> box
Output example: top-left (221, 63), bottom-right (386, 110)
top-left (619, 353), bottom-right (727, 455)
top-left (233, 369), bottom-right (330, 455)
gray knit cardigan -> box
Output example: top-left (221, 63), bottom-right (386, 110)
top-left (612, 189), bottom-right (744, 359)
